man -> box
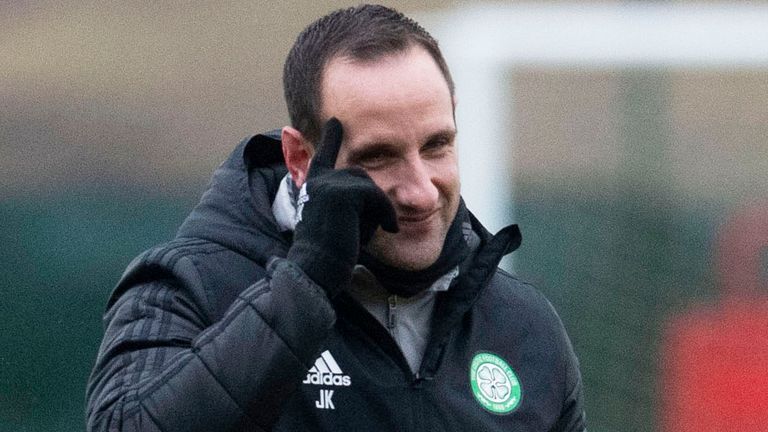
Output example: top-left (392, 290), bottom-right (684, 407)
top-left (86, 4), bottom-right (585, 431)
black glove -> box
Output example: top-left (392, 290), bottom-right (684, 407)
top-left (287, 118), bottom-right (399, 297)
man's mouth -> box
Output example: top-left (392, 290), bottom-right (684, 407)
top-left (397, 209), bottom-right (438, 231)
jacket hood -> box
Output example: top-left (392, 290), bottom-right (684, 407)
top-left (176, 130), bottom-right (290, 265)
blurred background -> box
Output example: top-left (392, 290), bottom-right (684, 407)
top-left (2, 1), bottom-right (767, 431)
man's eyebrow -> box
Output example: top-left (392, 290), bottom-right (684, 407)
top-left (425, 128), bottom-right (457, 144)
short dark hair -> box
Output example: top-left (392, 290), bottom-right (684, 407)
top-left (283, 4), bottom-right (455, 144)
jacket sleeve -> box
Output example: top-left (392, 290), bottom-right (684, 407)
top-left (550, 360), bottom-right (586, 432)
top-left (85, 257), bottom-right (335, 431)
top-left (548, 305), bottom-right (587, 432)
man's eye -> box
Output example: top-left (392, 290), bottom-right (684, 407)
top-left (359, 152), bottom-right (393, 169)
top-left (422, 138), bottom-right (452, 154)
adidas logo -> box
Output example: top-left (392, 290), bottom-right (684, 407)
top-left (302, 350), bottom-right (352, 387)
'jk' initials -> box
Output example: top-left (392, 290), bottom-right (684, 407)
top-left (315, 389), bottom-right (335, 409)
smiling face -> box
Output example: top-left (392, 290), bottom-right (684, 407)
top-left (319, 45), bottom-right (460, 270)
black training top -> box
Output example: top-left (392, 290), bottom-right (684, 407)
top-left (85, 132), bottom-right (586, 431)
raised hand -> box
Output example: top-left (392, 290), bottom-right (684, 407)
top-left (287, 118), bottom-right (398, 297)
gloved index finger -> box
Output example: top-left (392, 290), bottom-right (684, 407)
top-left (310, 117), bottom-right (343, 173)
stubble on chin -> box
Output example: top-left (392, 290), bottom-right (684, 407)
top-left (364, 228), bottom-right (446, 271)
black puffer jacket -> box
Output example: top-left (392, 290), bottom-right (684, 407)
top-left (85, 132), bottom-right (586, 431)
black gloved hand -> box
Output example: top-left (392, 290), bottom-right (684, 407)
top-left (287, 118), bottom-right (399, 298)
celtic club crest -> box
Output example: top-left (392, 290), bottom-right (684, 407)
top-left (469, 352), bottom-right (522, 414)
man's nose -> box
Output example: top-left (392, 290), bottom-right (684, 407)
top-left (391, 158), bottom-right (439, 210)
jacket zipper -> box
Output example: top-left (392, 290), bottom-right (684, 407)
top-left (334, 293), bottom-right (416, 382)
top-left (387, 295), bottom-right (419, 384)
top-left (386, 295), bottom-right (397, 333)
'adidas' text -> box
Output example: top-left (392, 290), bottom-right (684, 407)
top-left (303, 372), bottom-right (351, 386)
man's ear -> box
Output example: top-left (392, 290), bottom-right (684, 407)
top-left (281, 126), bottom-right (314, 187)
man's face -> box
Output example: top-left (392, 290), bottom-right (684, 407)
top-left (319, 45), bottom-right (460, 271)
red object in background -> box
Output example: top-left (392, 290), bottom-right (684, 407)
top-left (660, 202), bottom-right (768, 431)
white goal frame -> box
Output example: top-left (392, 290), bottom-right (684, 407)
top-left (421, 2), bottom-right (768, 234)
